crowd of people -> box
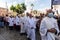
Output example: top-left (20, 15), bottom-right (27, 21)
top-left (0, 13), bottom-right (40, 40)
top-left (0, 9), bottom-right (60, 40)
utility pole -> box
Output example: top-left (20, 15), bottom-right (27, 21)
top-left (51, 0), bottom-right (54, 9)
top-left (6, 2), bottom-right (8, 15)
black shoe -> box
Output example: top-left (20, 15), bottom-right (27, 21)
top-left (58, 32), bottom-right (60, 36)
top-left (23, 33), bottom-right (27, 36)
top-left (9, 28), bottom-right (13, 30)
top-left (20, 33), bottom-right (23, 35)
top-left (1, 26), bottom-right (4, 28)
top-left (27, 38), bottom-right (31, 40)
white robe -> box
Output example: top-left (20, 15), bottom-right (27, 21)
top-left (28, 17), bottom-right (38, 40)
top-left (23, 16), bottom-right (29, 33)
top-left (40, 17), bottom-right (59, 40)
top-left (14, 16), bottom-right (20, 25)
top-left (20, 17), bottom-right (26, 33)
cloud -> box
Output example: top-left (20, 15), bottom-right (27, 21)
top-left (25, 0), bottom-right (37, 5)
top-left (37, 6), bottom-right (51, 11)
top-left (25, 0), bottom-right (35, 3)
top-left (39, 4), bottom-right (45, 7)
top-left (0, 0), bottom-right (51, 11)
top-left (7, 1), bottom-right (18, 10)
top-left (12, 1), bottom-right (17, 6)
top-left (0, 2), bottom-right (6, 8)
top-left (25, 0), bottom-right (37, 11)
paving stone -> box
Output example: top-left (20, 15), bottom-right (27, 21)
top-left (0, 27), bottom-right (41, 40)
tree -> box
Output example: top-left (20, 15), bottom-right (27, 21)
top-left (15, 4), bottom-right (22, 14)
top-left (33, 10), bottom-right (37, 14)
top-left (10, 5), bottom-right (16, 12)
top-left (21, 3), bottom-right (26, 10)
top-left (10, 3), bottom-right (26, 14)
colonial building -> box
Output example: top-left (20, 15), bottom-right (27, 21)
top-left (0, 7), bottom-right (18, 16)
top-left (52, 0), bottom-right (60, 15)
top-left (0, 7), bottom-right (8, 16)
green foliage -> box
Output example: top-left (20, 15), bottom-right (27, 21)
top-left (10, 3), bottom-right (26, 14)
top-left (10, 5), bottom-right (16, 12)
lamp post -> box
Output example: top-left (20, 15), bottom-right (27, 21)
top-left (6, 2), bottom-right (8, 15)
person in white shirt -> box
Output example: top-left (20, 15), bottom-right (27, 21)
top-left (20, 14), bottom-right (26, 35)
top-left (8, 16), bottom-right (14, 30)
top-left (23, 13), bottom-right (30, 35)
top-left (20, 13), bottom-right (29, 35)
top-left (27, 14), bottom-right (38, 40)
top-left (14, 14), bottom-right (20, 31)
top-left (40, 12), bottom-right (59, 40)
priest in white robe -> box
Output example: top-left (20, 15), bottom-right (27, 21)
top-left (40, 13), bottom-right (59, 40)
top-left (14, 15), bottom-right (20, 31)
top-left (8, 16), bottom-right (14, 30)
top-left (27, 14), bottom-right (39, 40)
top-left (20, 14), bottom-right (28, 35)
top-left (20, 16), bottom-right (26, 34)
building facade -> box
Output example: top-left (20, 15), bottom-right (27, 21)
top-left (0, 7), bottom-right (8, 16)
top-left (52, 0), bottom-right (60, 15)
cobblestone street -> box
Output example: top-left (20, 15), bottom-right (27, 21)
top-left (0, 27), bottom-right (41, 40)
top-left (0, 27), bottom-right (60, 40)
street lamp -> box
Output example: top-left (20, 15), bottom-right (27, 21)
top-left (51, 0), bottom-right (54, 9)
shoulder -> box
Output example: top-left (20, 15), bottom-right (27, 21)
top-left (52, 18), bottom-right (57, 22)
top-left (42, 17), bottom-right (48, 21)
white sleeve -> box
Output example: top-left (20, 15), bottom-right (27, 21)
top-left (54, 20), bottom-right (59, 34)
top-left (13, 19), bottom-right (16, 24)
top-left (8, 18), bottom-right (10, 22)
top-left (19, 18), bottom-right (22, 25)
top-left (40, 20), bottom-right (47, 36)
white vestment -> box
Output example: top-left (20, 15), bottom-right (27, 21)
top-left (40, 17), bottom-right (59, 40)
top-left (23, 16), bottom-right (29, 33)
top-left (20, 17), bottom-right (26, 33)
top-left (14, 16), bottom-right (20, 25)
top-left (28, 17), bottom-right (38, 40)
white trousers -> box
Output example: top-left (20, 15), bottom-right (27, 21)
top-left (27, 28), bottom-right (36, 40)
top-left (20, 24), bottom-right (25, 33)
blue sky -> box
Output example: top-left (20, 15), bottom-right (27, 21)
top-left (0, 0), bottom-right (51, 11)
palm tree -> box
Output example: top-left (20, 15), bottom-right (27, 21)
top-left (10, 3), bottom-right (26, 14)
top-left (10, 5), bottom-right (16, 12)
top-left (31, 3), bottom-right (34, 10)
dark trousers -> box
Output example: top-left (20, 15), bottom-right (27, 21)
top-left (13, 24), bottom-right (16, 29)
top-left (16, 25), bottom-right (20, 31)
top-left (9, 26), bottom-right (13, 30)
top-left (5, 22), bottom-right (9, 26)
